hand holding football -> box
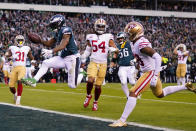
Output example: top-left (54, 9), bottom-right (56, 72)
top-left (28, 33), bottom-right (41, 43)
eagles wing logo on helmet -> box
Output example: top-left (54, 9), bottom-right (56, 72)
top-left (49, 14), bottom-right (65, 31)
top-left (124, 22), bottom-right (144, 41)
top-left (94, 18), bottom-right (107, 34)
top-left (15, 35), bottom-right (25, 47)
top-left (117, 32), bottom-right (126, 44)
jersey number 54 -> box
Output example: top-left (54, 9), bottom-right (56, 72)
top-left (92, 40), bottom-right (105, 53)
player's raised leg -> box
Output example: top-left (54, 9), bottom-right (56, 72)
top-left (22, 56), bottom-right (65, 87)
top-left (66, 56), bottom-right (80, 88)
top-left (118, 67), bottom-right (129, 98)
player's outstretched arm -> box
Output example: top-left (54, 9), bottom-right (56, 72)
top-left (140, 47), bottom-right (162, 87)
top-left (41, 37), bottom-right (56, 47)
top-left (109, 39), bottom-right (119, 53)
top-left (52, 34), bottom-right (70, 54)
top-left (27, 50), bottom-right (34, 61)
top-left (173, 45), bottom-right (180, 55)
top-left (81, 41), bottom-right (91, 64)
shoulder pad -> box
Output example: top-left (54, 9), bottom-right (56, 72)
top-left (62, 27), bottom-right (72, 35)
top-left (86, 34), bottom-right (96, 40)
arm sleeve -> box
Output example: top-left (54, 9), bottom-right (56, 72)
top-left (152, 52), bottom-right (162, 76)
top-left (81, 46), bottom-right (91, 63)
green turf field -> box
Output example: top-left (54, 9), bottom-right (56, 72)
top-left (0, 83), bottom-right (195, 131)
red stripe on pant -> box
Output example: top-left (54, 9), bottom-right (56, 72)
top-left (134, 71), bottom-right (153, 96)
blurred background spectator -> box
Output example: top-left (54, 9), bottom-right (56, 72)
top-left (0, 1), bottom-right (195, 83)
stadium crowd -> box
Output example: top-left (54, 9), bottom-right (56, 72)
top-left (1, 0), bottom-right (196, 12)
top-left (0, 10), bottom-right (196, 83)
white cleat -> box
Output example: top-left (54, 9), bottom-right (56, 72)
top-left (108, 119), bottom-right (127, 127)
top-left (15, 101), bottom-right (21, 106)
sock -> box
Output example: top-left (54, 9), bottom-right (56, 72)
top-left (17, 81), bottom-right (23, 96)
top-left (34, 63), bottom-right (48, 81)
top-left (163, 85), bottom-right (187, 96)
top-left (177, 78), bottom-right (180, 85)
top-left (121, 83), bottom-right (129, 98)
top-left (181, 77), bottom-right (186, 85)
top-left (86, 82), bottom-right (93, 95)
top-left (94, 87), bottom-right (101, 101)
top-left (120, 97), bottom-right (137, 122)
top-left (9, 87), bottom-right (16, 94)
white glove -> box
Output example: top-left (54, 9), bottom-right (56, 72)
top-left (30, 65), bottom-right (35, 72)
top-left (108, 47), bottom-right (118, 53)
top-left (31, 60), bottom-right (36, 64)
top-left (161, 65), bottom-right (167, 71)
top-left (150, 75), bottom-right (158, 88)
top-left (130, 59), bottom-right (135, 66)
top-left (41, 49), bottom-right (53, 59)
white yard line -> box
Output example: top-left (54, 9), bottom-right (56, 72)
top-left (1, 86), bottom-right (196, 105)
top-left (26, 88), bottom-right (196, 105)
top-left (0, 102), bottom-right (181, 131)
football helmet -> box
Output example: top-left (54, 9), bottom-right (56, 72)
top-left (178, 44), bottom-right (186, 51)
top-left (15, 35), bottom-right (25, 47)
top-left (117, 32), bottom-right (126, 44)
top-left (94, 18), bottom-right (107, 34)
top-left (49, 14), bottom-right (65, 31)
top-left (124, 21), bottom-right (144, 41)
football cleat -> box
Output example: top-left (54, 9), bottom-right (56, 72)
top-left (92, 101), bottom-right (98, 111)
top-left (21, 78), bottom-right (36, 87)
top-left (108, 119), bottom-right (127, 127)
top-left (185, 82), bottom-right (196, 93)
top-left (83, 95), bottom-right (92, 108)
top-left (15, 99), bottom-right (21, 106)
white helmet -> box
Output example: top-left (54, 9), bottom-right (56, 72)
top-left (15, 35), bottom-right (25, 47)
top-left (178, 44), bottom-right (186, 51)
top-left (94, 18), bottom-right (107, 34)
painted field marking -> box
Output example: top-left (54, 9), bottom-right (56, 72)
top-left (26, 88), bottom-right (196, 105)
top-left (1, 86), bottom-right (196, 105)
top-left (0, 102), bottom-right (181, 131)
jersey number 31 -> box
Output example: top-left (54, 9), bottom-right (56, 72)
top-left (15, 52), bottom-right (25, 62)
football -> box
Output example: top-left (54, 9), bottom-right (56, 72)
top-left (28, 33), bottom-right (41, 43)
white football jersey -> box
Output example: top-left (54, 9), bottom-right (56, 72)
top-left (9, 46), bottom-right (30, 67)
top-left (86, 33), bottom-right (114, 63)
top-left (177, 50), bottom-right (189, 64)
top-left (133, 37), bottom-right (155, 73)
